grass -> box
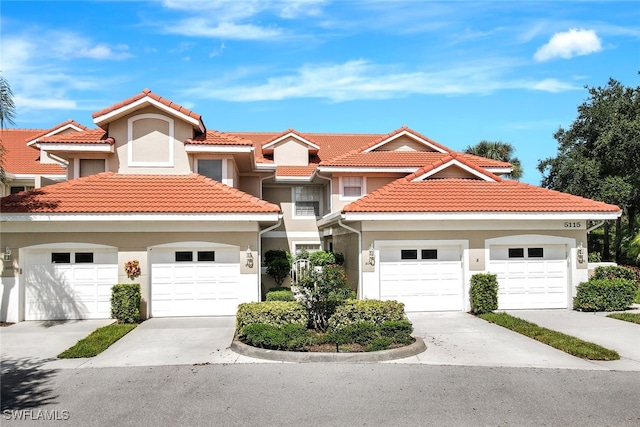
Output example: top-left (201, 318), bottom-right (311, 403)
top-left (58, 323), bottom-right (137, 358)
top-left (607, 312), bottom-right (640, 325)
top-left (478, 312), bottom-right (619, 361)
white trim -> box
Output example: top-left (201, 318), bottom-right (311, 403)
top-left (275, 175), bottom-right (315, 182)
top-left (11, 174), bottom-right (66, 180)
top-left (1, 213), bottom-right (281, 222)
top-left (485, 167), bottom-right (513, 174)
top-left (185, 145), bottom-right (253, 153)
top-left (256, 163), bottom-right (277, 170)
top-left (339, 176), bottom-right (366, 201)
top-left (128, 113), bottom-right (175, 167)
top-left (291, 241), bottom-right (322, 254)
top-left (343, 212), bottom-right (621, 221)
top-left (38, 143), bottom-right (113, 153)
top-left (362, 130), bottom-right (448, 153)
top-left (26, 123), bottom-right (87, 146)
top-left (262, 132), bottom-right (320, 151)
top-left (318, 166), bottom-right (418, 173)
top-left (412, 159), bottom-right (496, 182)
top-left (262, 231), bottom-right (321, 238)
top-left (94, 96), bottom-right (203, 131)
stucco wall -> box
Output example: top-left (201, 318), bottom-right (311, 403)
top-left (273, 137), bottom-right (309, 166)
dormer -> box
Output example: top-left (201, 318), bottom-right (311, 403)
top-left (261, 129), bottom-right (320, 166)
top-left (362, 126), bottom-right (450, 153)
top-left (410, 153), bottom-right (501, 182)
top-left (26, 119), bottom-right (90, 165)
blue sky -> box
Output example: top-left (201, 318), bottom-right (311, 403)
top-left (2, 1), bottom-right (638, 184)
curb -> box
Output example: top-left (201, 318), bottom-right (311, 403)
top-left (230, 337), bottom-right (426, 363)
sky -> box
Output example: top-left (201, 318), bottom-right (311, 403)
top-left (1, 0), bottom-right (638, 184)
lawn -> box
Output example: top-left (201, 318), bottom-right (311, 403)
top-left (607, 312), bottom-right (640, 325)
top-left (58, 323), bottom-right (137, 358)
top-left (478, 312), bottom-right (619, 361)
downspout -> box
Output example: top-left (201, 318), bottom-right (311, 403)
top-left (587, 220), bottom-right (605, 233)
top-left (337, 218), bottom-right (363, 299)
top-left (258, 216), bottom-right (283, 298)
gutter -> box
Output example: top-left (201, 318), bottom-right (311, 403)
top-left (337, 217), bottom-right (363, 299)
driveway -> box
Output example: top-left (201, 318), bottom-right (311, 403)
top-left (506, 309), bottom-right (640, 371)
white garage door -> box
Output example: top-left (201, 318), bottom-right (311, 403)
top-left (24, 248), bottom-right (118, 320)
top-left (151, 247), bottom-right (240, 317)
top-left (379, 245), bottom-right (464, 311)
top-left (489, 245), bottom-right (568, 309)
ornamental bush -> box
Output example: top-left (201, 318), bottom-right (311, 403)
top-left (469, 273), bottom-right (499, 314)
top-left (110, 283), bottom-right (141, 324)
top-left (327, 300), bottom-right (407, 333)
top-left (590, 265), bottom-right (637, 282)
top-left (266, 289), bottom-right (295, 301)
top-left (573, 279), bottom-right (638, 312)
top-left (265, 249), bottom-right (292, 287)
top-left (327, 319), bottom-right (414, 350)
top-left (308, 250), bottom-right (335, 267)
top-left (235, 301), bottom-right (307, 334)
top-left (239, 323), bottom-right (309, 351)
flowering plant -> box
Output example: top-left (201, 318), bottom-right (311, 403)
top-left (124, 260), bottom-right (141, 280)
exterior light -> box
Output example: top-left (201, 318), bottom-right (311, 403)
top-left (246, 246), bottom-right (254, 268)
top-left (3, 247), bottom-right (11, 262)
top-left (368, 243), bottom-right (375, 266)
top-left (577, 242), bottom-right (585, 264)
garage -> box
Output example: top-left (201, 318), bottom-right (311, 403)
top-left (150, 244), bottom-right (241, 317)
top-left (24, 246), bottom-right (118, 320)
top-left (489, 244), bottom-right (568, 309)
top-left (379, 244), bottom-right (464, 311)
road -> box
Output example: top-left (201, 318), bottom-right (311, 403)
top-left (2, 363), bottom-right (639, 426)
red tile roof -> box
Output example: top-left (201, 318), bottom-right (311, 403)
top-left (0, 129), bottom-right (66, 175)
top-left (276, 165), bottom-right (318, 177)
top-left (358, 126), bottom-right (451, 153)
top-left (0, 172), bottom-right (281, 214)
top-left (318, 151), bottom-right (513, 169)
top-left (343, 178), bottom-right (620, 213)
top-left (404, 152), bottom-right (504, 182)
top-left (38, 129), bottom-right (114, 145)
top-left (26, 119), bottom-right (90, 144)
top-left (261, 129), bottom-right (320, 152)
top-left (184, 130), bottom-right (255, 146)
top-left (92, 88), bottom-right (202, 125)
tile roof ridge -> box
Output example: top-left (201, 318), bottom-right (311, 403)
top-left (261, 128), bottom-right (320, 148)
top-left (92, 88), bottom-right (202, 122)
top-left (404, 152), bottom-right (503, 182)
top-left (1, 128), bottom-right (46, 132)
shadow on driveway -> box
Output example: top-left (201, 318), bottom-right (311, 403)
top-left (1, 357), bottom-right (59, 411)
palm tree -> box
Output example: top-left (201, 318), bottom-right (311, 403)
top-left (464, 140), bottom-right (523, 180)
top-left (0, 73), bottom-right (16, 184)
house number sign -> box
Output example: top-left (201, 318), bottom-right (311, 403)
top-left (563, 222), bottom-right (582, 228)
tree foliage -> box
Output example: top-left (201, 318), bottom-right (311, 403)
top-left (538, 77), bottom-right (640, 263)
top-left (0, 73), bottom-right (15, 185)
top-left (464, 140), bottom-right (523, 179)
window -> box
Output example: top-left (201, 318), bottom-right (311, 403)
top-left (75, 252), bottom-right (94, 263)
top-left (508, 248), bottom-right (525, 258)
top-left (197, 251), bottom-right (215, 262)
top-left (528, 248), bottom-right (544, 258)
top-left (421, 249), bottom-right (438, 260)
top-left (294, 244), bottom-right (321, 256)
top-left (197, 159), bottom-right (223, 182)
top-left (10, 186), bottom-right (34, 194)
top-left (294, 186), bottom-right (321, 217)
top-left (401, 250), bottom-right (418, 260)
top-left (175, 251), bottom-right (193, 262)
top-left (341, 176), bottom-right (363, 198)
top-left (79, 159), bottom-right (106, 177)
top-left (51, 253), bottom-right (71, 264)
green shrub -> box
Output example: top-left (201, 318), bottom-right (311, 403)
top-left (110, 283), bottom-right (141, 324)
top-left (469, 273), bottom-right (499, 314)
top-left (328, 300), bottom-right (407, 333)
top-left (235, 301), bottom-right (307, 333)
top-left (588, 252), bottom-right (602, 263)
top-left (590, 265), bottom-right (637, 282)
top-left (308, 250), bottom-right (335, 267)
top-left (266, 290), bottom-right (295, 301)
top-left (573, 279), bottom-right (638, 312)
top-left (379, 320), bottom-right (414, 344)
top-left (366, 337), bottom-right (393, 352)
top-left (265, 249), bottom-right (292, 287)
top-left (240, 323), bottom-right (309, 351)
top-left (333, 252), bottom-right (345, 266)
top-left (329, 322), bottom-right (378, 345)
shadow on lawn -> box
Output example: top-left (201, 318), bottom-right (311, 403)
top-left (0, 357), bottom-right (59, 411)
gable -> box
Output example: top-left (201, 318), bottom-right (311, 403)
top-left (372, 134), bottom-right (437, 152)
top-left (272, 137), bottom-right (312, 166)
top-left (427, 164), bottom-right (485, 180)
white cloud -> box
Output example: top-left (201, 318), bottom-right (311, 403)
top-left (534, 28), bottom-right (602, 62)
top-left (181, 59), bottom-right (578, 102)
top-left (165, 19), bottom-right (282, 39)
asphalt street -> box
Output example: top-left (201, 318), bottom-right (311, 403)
top-left (2, 363), bottom-right (639, 426)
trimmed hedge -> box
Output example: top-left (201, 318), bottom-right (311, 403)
top-left (591, 265), bottom-right (637, 282)
top-left (110, 283), bottom-right (141, 324)
top-left (236, 301), bottom-right (307, 333)
top-left (573, 279), bottom-right (638, 312)
top-left (327, 320), bottom-right (414, 350)
top-left (240, 323), bottom-right (309, 351)
top-left (266, 290), bottom-right (295, 301)
top-left (327, 300), bottom-right (407, 333)
top-left (469, 273), bottom-right (498, 314)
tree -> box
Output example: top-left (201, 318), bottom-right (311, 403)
top-left (0, 73), bottom-right (16, 185)
top-left (538, 77), bottom-right (640, 263)
top-left (464, 140), bottom-right (523, 180)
